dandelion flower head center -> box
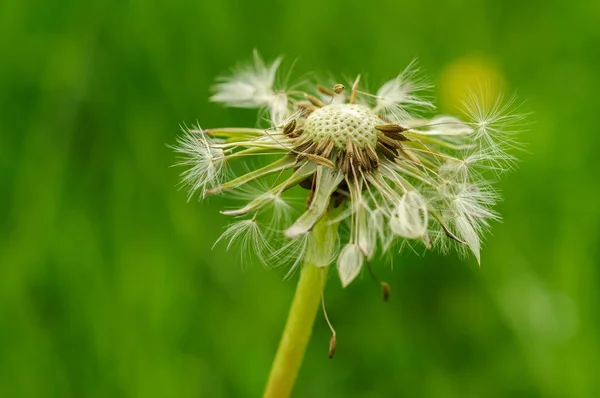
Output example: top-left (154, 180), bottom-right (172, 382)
top-left (303, 104), bottom-right (381, 150)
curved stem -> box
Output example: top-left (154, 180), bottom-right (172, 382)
top-left (263, 262), bottom-right (327, 398)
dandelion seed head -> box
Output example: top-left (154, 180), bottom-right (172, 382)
top-left (174, 50), bottom-right (524, 286)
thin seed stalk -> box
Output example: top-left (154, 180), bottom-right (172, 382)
top-left (263, 210), bottom-right (341, 398)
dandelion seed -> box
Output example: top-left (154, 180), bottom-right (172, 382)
top-left (173, 126), bottom-right (226, 200)
top-left (460, 89), bottom-right (526, 158)
top-left (174, 50), bottom-right (523, 286)
top-left (373, 60), bottom-right (435, 122)
top-left (213, 219), bottom-right (273, 264)
top-left (211, 50), bottom-right (288, 126)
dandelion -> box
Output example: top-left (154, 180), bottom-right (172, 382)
top-left (174, 51), bottom-right (522, 398)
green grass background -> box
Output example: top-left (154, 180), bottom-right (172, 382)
top-left (1, 0), bottom-right (599, 396)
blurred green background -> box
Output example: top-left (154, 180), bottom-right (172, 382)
top-left (1, 0), bottom-right (599, 397)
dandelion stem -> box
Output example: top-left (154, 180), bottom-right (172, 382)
top-left (263, 212), bottom-right (340, 398)
top-left (263, 261), bottom-right (326, 398)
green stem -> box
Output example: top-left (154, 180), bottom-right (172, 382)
top-left (263, 212), bottom-right (340, 398)
top-left (263, 262), bottom-right (326, 398)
